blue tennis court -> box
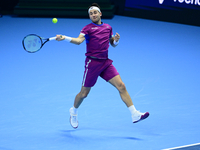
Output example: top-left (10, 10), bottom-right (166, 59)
top-left (0, 15), bottom-right (200, 150)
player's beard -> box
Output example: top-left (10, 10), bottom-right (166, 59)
top-left (92, 16), bottom-right (101, 25)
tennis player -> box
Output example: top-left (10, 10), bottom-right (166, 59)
top-left (56, 3), bottom-right (149, 129)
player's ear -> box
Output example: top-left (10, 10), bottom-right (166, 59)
top-left (100, 12), bottom-right (102, 17)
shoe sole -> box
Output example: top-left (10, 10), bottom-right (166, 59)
top-left (133, 112), bottom-right (150, 123)
top-left (69, 117), bottom-right (78, 129)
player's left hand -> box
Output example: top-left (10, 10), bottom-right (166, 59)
top-left (114, 33), bottom-right (120, 42)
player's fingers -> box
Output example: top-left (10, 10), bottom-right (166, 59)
top-left (116, 32), bottom-right (120, 37)
top-left (56, 35), bottom-right (63, 41)
top-left (115, 33), bottom-right (120, 40)
top-left (56, 35), bottom-right (60, 40)
top-left (115, 35), bottom-right (120, 39)
top-left (115, 33), bottom-right (120, 41)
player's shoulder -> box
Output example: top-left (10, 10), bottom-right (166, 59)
top-left (102, 23), bottom-right (112, 29)
top-left (81, 23), bottom-right (92, 32)
top-left (82, 23), bottom-right (93, 30)
top-left (84, 23), bottom-right (94, 27)
top-left (103, 23), bottom-right (111, 26)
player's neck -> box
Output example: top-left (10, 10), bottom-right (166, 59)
top-left (92, 19), bottom-right (102, 25)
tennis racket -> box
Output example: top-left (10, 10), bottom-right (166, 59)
top-left (22, 34), bottom-right (56, 53)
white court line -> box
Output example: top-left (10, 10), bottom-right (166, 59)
top-left (162, 143), bottom-right (200, 150)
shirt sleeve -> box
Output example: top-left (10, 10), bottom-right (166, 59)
top-left (80, 25), bottom-right (90, 43)
top-left (80, 25), bottom-right (89, 37)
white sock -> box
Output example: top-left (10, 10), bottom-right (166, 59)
top-left (72, 106), bottom-right (78, 114)
top-left (128, 105), bottom-right (137, 115)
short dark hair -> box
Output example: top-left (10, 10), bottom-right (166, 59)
top-left (89, 3), bottom-right (101, 9)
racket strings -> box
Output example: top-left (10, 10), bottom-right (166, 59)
top-left (23, 35), bottom-right (42, 52)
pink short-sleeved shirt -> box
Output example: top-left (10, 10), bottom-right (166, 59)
top-left (80, 22), bottom-right (113, 59)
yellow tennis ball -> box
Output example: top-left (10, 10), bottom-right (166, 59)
top-left (52, 18), bottom-right (58, 23)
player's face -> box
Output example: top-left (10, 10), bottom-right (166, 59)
top-left (89, 10), bottom-right (102, 24)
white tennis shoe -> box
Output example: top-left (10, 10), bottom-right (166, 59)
top-left (132, 110), bottom-right (149, 123)
top-left (69, 107), bottom-right (78, 129)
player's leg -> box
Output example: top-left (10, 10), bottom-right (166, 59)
top-left (108, 75), bottom-right (133, 107)
top-left (100, 63), bottom-right (133, 107)
top-left (100, 62), bottom-right (150, 123)
top-left (74, 86), bottom-right (91, 108)
top-left (70, 86), bottom-right (91, 129)
top-left (108, 75), bottom-right (149, 123)
top-left (69, 57), bottom-right (100, 129)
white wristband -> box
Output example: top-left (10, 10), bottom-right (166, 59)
top-left (64, 35), bottom-right (72, 42)
top-left (113, 40), bottom-right (119, 45)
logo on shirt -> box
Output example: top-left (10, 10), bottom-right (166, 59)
top-left (91, 27), bottom-right (98, 29)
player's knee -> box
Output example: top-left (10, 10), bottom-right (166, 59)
top-left (118, 82), bottom-right (126, 93)
top-left (79, 91), bottom-right (89, 99)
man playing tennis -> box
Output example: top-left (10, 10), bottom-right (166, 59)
top-left (56, 3), bottom-right (149, 129)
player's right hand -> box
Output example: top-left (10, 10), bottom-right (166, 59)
top-left (56, 35), bottom-right (65, 41)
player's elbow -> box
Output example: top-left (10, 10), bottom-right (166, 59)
top-left (74, 38), bottom-right (84, 45)
top-left (74, 42), bottom-right (81, 45)
top-left (76, 41), bottom-right (82, 45)
top-left (71, 39), bottom-right (82, 45)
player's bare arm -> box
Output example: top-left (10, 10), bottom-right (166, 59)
top-left (110, 32), bottom-right (120, 47)
top-left (71, 34), bottom-right (85, 45)
top-left (56, 34), bottom-right (85, 45)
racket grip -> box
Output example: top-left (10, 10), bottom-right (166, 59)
top-left (49, 37), bottom-right (56, 41)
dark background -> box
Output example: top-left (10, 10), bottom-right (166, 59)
top-left (1, 0), bottom-right (200, 26)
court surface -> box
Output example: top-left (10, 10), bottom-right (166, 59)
top-left (0, 15), bottom-right (200, 150)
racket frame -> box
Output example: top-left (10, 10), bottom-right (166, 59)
top-left (22, 34), bottom-right (55, 53)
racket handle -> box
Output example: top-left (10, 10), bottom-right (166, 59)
top-left (49, 37), bottom-right (56, 41)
